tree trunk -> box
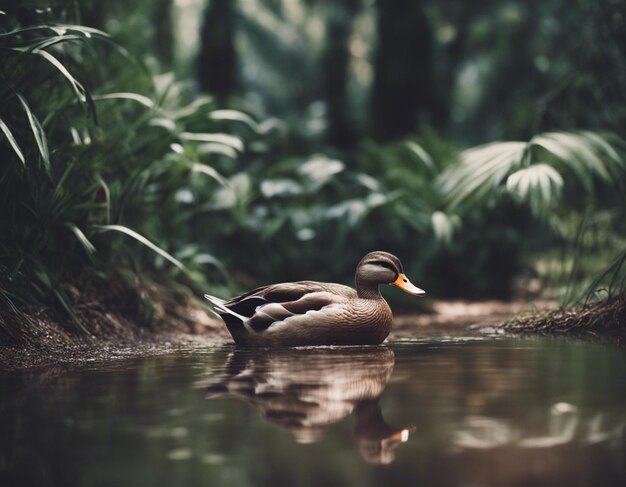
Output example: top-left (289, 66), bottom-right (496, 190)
top-left (322, 0), bottom-right (361, 151)
top-left (197, 0), bottom-right (237, 104)
top-left (152, 0), bottom-right (174, 68)
top-left (371, 0), bottom-right (433, 142)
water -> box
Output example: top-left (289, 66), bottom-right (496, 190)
top-left (1, 336), bottom-right (625, 487)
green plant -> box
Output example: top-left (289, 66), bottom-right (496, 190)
top-left (0, 12), bottom-right (252, 339)
top-left (437, 130), bottom-right (626, 301)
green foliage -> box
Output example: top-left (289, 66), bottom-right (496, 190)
top-left (193, 126), bottom-right (624, 300)
top-left (0, 12), bottom-right (251, 334)
top-left (1, 2), bottom-right (624, 344)
top-left (439, 131), bottom-right (625, 215)
top-left (438, 131), bottom-right (626, 302)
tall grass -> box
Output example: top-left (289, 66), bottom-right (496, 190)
top-left (0, 13), bottom-right (253, 338)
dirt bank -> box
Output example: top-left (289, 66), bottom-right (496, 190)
top-left (501, 293), bottom-right (626, 336)
top-left (1, 295), bottom-right (552, 371)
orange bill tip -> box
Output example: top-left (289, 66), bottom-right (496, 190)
top-left (391, 274), bottom-right (426, 297)
top-left (390, 427), bottom-right (415, 443)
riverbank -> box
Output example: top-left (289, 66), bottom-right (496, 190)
top-left (0, 296), bottom-right (551, 371)
top-left (2, 289), bottom-right (624, 372)
top-left (501, 293), bottom-right (626, 336)
top-left (0, 275), bottom-right (227, 370)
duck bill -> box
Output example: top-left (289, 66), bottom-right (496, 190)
top-left (384, 426), bottom-right (416, 447)
top-left (391, 274), bottom-right (426, 297)
top-left (389, 429), bottom-right (410, 443)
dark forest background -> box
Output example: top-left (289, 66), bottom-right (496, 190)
top-left (0, 0), bottom-right (624, 338)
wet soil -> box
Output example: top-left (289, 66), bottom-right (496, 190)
top-left (0, 298), bottom-right (551, 371)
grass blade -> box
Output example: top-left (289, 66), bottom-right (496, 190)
top-left (191, 163), bottom-right (230, 187)
top-left (97, 177), bottom-right (111, 224)
top-left (93, 92), bottom-right (155, 109)
top-left (0, 116), bottom-right (26, 165)
top-left (406, 141), bottom-right (436, 172)
top-left (32, 49), bottom-right (87, 102)
top-left (66, 223), bottom-right (96, 257)
top-left (209, 109), bottom-right (260, 132)
top-left (93, 224), bottom-right (185, 270)
top-left (16, 93), bottom-right (50, 173)
top-left (180, 132), bottom-right (244, 152)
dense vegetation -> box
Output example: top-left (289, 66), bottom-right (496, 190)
top-left (0, 1), bottom-right (624, 343)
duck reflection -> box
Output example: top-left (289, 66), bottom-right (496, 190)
top-left (198, 346), bottom-right (413, 464)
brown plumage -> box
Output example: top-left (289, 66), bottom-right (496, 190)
top-left (204, 251), bottom-right (425, 347)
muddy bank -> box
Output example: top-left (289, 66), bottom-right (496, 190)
top-left (13, 292), bottom-right (626, 371)
top-left (501, 293), bottom-right (626, 336)
top-left (10, 282), bottom-right (622, 372)
top-left (0, 274), bottom-right (227, 370)
top-left (0, 298), bottom-right (548, 371)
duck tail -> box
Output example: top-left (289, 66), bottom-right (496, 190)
top-left (203, 293), bottom-right (226, 308)
top-left (203, 294), bottom-right (248, 324)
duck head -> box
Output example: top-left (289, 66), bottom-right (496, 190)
top-left (356, 251), bottom-right (425, 299)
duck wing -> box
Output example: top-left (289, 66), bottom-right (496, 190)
top-left (229, 281), bottom-right (355, 303)
top-left (248, 291), bottom-right (351, 331)
top-left (206, 281), bottom-right (354, 332)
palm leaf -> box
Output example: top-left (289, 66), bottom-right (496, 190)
top-left (505, 163), bottom-right (563, 210)
top-left (439, 141), bottom-right (525, 209)
top-left (439, 131), bottom-right (625, 213)
top-left (431, 211), bottom-right (461, 245)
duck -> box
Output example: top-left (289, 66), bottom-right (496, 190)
top-left (204, 251), bottom-right (425, 347)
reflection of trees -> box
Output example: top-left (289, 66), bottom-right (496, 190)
top-left (198, 347), bottom-right (413, 464)
top-left (386, 340), bottom-right (626, 486)
top-left (443, 404), bottom-right (626, 487)
top-left (454, 403), bottom-right (626, 449)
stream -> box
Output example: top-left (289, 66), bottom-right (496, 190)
top-left (1, 335), bottom-right (625, 486)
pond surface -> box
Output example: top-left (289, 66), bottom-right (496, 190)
top-left (1, 336), bottom-right (625, 487)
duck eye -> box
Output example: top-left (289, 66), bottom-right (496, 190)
top-left (372, 260), bottom-right (395, 271)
